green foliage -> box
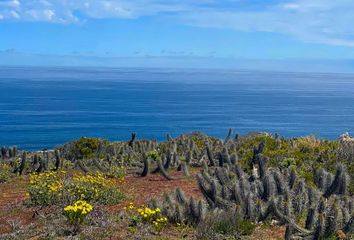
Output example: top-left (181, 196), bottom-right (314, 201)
top-left (0, 163), bottom-right (11, 183)
top-left (191, 136), bottom-right (205, 150)
top-left (236, 219), bottom-right (257, 236)
top-left (147, 149), bottom-right (160, 160)
top-left (236, 134), bottom-right (351, 190)
top-left (27, 171), bottom-right (125, 206)
top-left (197, 210), bottom-right (255, 239)
top-left (63, 200), bottom-right (93, 225)
top-left (70, 137), bottom-right (108, 159)
top-left (106, 165), bottom-right (127, 179)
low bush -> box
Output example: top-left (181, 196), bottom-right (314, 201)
top-left (125, 202), bottom-right (168, 233)
top-left (27, 171), bottom-right (124, 206)
top-left (196, 209), bottom-right (256, 239)
top-left (0, 163), bottom-right (11, 183)
top-left (63, 200), bottom-right (93, 225)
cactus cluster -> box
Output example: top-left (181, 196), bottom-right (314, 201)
top-left (149, 188), bottom-right (207, 225)
top-left (0, 146), bottom-right (17, 159)
top-left (150, 141), bottom-right (353, 239)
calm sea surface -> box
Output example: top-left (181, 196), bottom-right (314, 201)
top-left (1, 66), bottom-right (354, 150)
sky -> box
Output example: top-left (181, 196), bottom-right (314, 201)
top-left (1, 0), bottom-right (354, 71)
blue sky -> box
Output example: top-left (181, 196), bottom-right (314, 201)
top-left (1, 0), bottom-right (354, 71)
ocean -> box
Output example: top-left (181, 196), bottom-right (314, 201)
top-left (0, 66), bottom-right (354, 150)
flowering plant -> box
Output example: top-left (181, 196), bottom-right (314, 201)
top-left (63, 200), bottom-right (93, 225)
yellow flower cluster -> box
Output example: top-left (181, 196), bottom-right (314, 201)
top-left (68, 173), bottom-right (115, 201)
top-left (27, 171), bottom-right (66, 205)
top-left (137, 206), bottom-right (161, 221)
top-left (27, 171), bottom-right (124, 206)
top-left (64, 200), bottom-right (93, 215)
top-left (106, 166), bottom-right (127, 181)
top-left (0, 163), bottom-right (11, 183)
top-left (125, 202), bottom-right (168, 232)
top-left (63, 200), bottom-right (93, 225)
top-left (152, 217), bottom-right (168, 226)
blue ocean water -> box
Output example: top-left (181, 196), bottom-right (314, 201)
top-left (0, 66), bottom-right (354, 150)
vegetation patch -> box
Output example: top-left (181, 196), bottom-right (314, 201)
top-left (27, 171), bottom-right (125, 206)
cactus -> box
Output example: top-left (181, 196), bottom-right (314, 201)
top-left (54, 149), bottom-right (61, 171)
top-left (164, 153), bottom-right (172, 170)
top-left (36, 156), bottom-right (44, 173)
top-left (288, 168), bottom-right (297, 189)
top-left (230, 153), bottom-right (238, 165)
top-left (1, 147), bottom-right (7, 159)
top-left (10, 146), bottom-right (17, 158)
top-left (313, 214), bottom-right (325, 240)
top-left (18, 151), bottom-right (26, 175)
top-left (175, 188), bottom-right (187, 204)
top-left (93, 158), bottom-right (108, 172)
top-left (76, 159), bottom-right (89, 173)
top-left (128, 132), bottom-right (136, 147)
top-left (324, 201), bottom-right (340, 237)
top-left (224, 128), bottom-right (233, 144)
top-left (262, 173), bottom-right (274, 201)
top-left (189, 197), bottom-right (199, 223)
top-left (343, 216), bottom-right (353, 234)
top-left (285, 224), bottom-right (293, 240)
top-left (215, 167), bottom-right (229, 185)
top-left (324, 164), bottom-right (347, 198)
top-left (221, 147), bottom-right (231, 164)
top-left (181, 162), bottom-right (190, 177)
top-left (140, 156), bottom-right (149, 177)
top-left (305, 207), bottom-right (316, 230)
top-left (205, 143), bottom-right (215, 166)
top-left (157, 158), bottom-right (174, 180)
top-left (273, 170), bottom-right (286, 194)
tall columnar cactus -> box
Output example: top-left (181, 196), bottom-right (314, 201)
top-left (205, 142), bottom-right (215, 166)
top-left (305, 207), bottom-right (316, 230)
top-left (324, 164), bottom-right (349, 198)
top-left (128, 132), bottom-right (136, 147)
top-left (54, 149), bottom-right (61, 171)
top-left (1, 147), bottom-right (7, 159)
top-left (76, 159), bottom-right (89, 173)
top-left (164, 153), bottom-right (172, 170)
top-left (193, 160), bottom-right (352, 239)
top-left (234, 133), bottom-right (239, 142)
top-left (181, 162), bottom-right (190, 177)
top-left (36, 156), bottom-right (44, 173)
top-left (10, 146), bottom-right (17, 158)
top-left (166, 133), bottom-right (172, 142)
top-left (224, 128), bottom-right (233, 144)
top-left (141, 156), bottom-right (149, 177)
top-left (18, 151), bottom-right (26, 175)
top-left (157, 158), bottom-right (174, 180)
top-left (230, 153), bottom-right (239, 165)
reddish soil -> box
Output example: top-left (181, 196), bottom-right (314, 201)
top-left (117, 169), bottom-right (202, 207)
top-left (0, 177), bottom-right (32, 235)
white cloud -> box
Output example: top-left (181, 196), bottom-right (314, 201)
top-left (282, 4), bottom-right (301, 11)
top-left (0, 0), bottom-right (354, 47)
top-left (178, 0), bottom-right (354, 47)
top-left (0, 0), bottom-right (20, 7)
top-left (10, 10), bottom-right (20, 19)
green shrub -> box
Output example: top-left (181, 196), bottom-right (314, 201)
top-left (70, 137), bottom-right (108, 159)
top-left (197, 210), bottom-right (255, 239)
top-left (236, 134), bottom-right (352, 193)
top-left (27, 171), bottom-right (124, 206)
top-left (0, 163), bottom-right (11, 183)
